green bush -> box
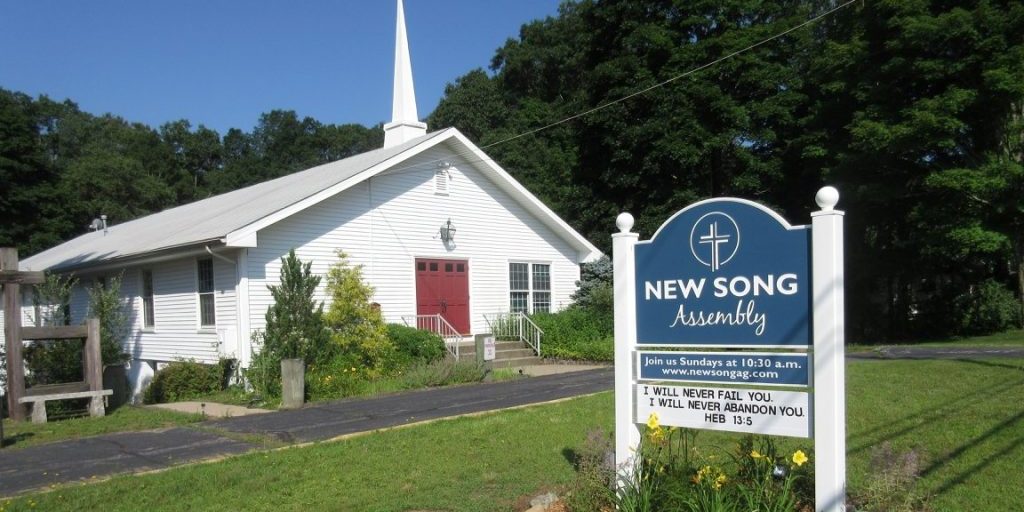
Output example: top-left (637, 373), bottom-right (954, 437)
top-left (306, 353), bottom-right (368, 401)
top-left (531, 307), bottom-right (614, 361)
top-left (324, 251), bottom-right (396, 377)
top-left (958, 279), bottom-right (1022, 335)
top-left (144, 360), bottom-right (228, 404)
top-left (386, 323), bottom-right (446, 365)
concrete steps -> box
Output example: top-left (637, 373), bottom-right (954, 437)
top-left (450, 339), bottom-right (541, 367)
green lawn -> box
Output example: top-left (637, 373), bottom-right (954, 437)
top-left (3, 356), bottom-right (1022, 510)
top-left (1, 406), bottom-right (201, 450)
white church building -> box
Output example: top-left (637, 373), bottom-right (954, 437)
top-left (4, 1), bottom-right (601, 382)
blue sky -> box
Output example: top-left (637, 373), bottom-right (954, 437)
top-left (0, 1), bottom-right (563, 134)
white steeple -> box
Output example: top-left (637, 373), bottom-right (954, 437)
top-left (383, 0), bottom-right (427, 148)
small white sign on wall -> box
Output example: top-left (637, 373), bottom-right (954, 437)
top-left (483, 335), bottom-right (496, 361)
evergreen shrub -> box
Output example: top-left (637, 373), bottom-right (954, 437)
top-left (144, 360), bottom-right (228, 404)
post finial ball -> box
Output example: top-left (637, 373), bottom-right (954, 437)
top-left (616, 212), bottom-right (635, 233)
top-left (815, 186), bottom-right (840, 211)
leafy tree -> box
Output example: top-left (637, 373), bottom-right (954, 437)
top-left (87, 275), bottom-right (131, 367)
top-left (323, 251), bottom-right (395, 376)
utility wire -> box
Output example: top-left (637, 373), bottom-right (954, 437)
top-left (379, 0), bottom-right (859, 178)
top-left (479, 0), bottom-right (859, 151)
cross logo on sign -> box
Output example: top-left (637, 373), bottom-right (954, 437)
top-left (689, 212), bottom-right (740, 272)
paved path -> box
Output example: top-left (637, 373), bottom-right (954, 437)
top-left (0, 368), bottom-right (613, 497)
top-left (847, 346), bottom-right (1024, 360)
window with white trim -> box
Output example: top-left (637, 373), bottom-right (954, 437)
top-left (197, 259), bottom-right (216, 327)
top-left (142, 269), bottom-right (155, 328)
top-left (509, 262), bottom-right (551, 314)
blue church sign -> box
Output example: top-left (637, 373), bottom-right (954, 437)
top-left (634, 198), bottom-right (811, 347)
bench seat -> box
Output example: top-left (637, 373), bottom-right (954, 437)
top-left (18, 383), bottom-right (113, 423)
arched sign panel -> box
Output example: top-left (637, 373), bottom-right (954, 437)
top-left (634, 198), bottom-right (811, 347)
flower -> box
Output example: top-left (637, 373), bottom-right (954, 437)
top-left (714, 473), bottom-right (727, 490)
top-left (646, 412), bottom-right (660, 430)
top-left (792, 450), bottom-right (808, 467)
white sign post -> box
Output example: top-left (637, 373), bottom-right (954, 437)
top-left (812, 187), bottom-right (846, 511)
top-left (613, 212), bottom-right (640, 486)
top-left (613, 187), bottom-right (846, 511)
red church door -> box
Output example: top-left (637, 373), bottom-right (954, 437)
top-left (415, 258), bottom-right (470, 335)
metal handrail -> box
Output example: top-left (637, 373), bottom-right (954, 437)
top-left (401, 314), bottom-right (462, 360)
top-left (483, 312), bottom-right (543, 357)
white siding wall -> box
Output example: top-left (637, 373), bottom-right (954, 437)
top-left (125, 257), bottom-right (236, 364)
top-left (11, 258), bottom-right (242, 365)
top-left (245, 143), bottom-right (581, 350)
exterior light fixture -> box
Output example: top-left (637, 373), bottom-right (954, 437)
top-left (440, 218), bottom-right (456, 243)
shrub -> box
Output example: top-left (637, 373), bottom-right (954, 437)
top-left (262, 249), bottom-right (331, 364)
top-left (387, 323), bottom-right (446, 365)
top-left (306, 352), bottom-right (367, 401)
top-left (249, 250), bottom-right (332, 399)
top-left (24, 273), bottom-right (128, 387)
top-left (958, 279), bottom-right (1021, 335)
top-left (572, 256), bottom-right (613, 317)
top-left (324, 251), bottom-right (396, 376)
top-left (393, 359), bottom-right (486, 389)
top-left (144, 360), bottom-right (228, 404)
top-left (531, 307), bottom-right (614, 361)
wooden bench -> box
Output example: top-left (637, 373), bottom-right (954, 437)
top-left (18, 382), bottom-right (113, 424)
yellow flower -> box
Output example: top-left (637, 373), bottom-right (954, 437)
top-left (646, 412), bottom-right (660, 430)
top-left (714, 473), bottom-right (727, 490)
top-left (647, 427), bottom-right (664, 443)
top-left (751, 450), bottom-right (763, 459)
top-left (792, 450), bottom-right (808, 467)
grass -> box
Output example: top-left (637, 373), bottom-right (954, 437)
top-left (1, 406), bottom-right (202, 450)
top-left (1, 393), bottom-right (615, 511)
top-left (2, 340), bottom-right (1022, 510)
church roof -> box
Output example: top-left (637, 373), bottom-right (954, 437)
top-left (21, 129), bottom-right (448, 272)
top-left (22, 128), bottom-right (602, 272)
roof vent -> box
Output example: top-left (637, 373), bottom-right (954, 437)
top-left (89, 215), bottom-right (108, 235)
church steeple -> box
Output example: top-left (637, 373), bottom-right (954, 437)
top-left (383, 0), bottom-right (427, 148)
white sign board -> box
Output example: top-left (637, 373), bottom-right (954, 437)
top-left (483, 336), bottom-right (496, 361)
top-left (635, 384), bottom-right (810, 438)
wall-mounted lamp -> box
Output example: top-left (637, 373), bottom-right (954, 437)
top-left (440, 218), bottom-right (457, 243)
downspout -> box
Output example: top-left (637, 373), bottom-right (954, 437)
top-left (205, 246), bottom-right (234, 265)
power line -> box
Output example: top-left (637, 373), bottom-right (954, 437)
top-left (383, 0), bottom-right (859, 177)
top-left (480, 0), bottom-right (859, 151)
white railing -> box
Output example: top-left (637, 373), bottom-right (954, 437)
top-left (401, 314), bottom-right (462, 360)
top-left (483, 312), bottom-right (543, 357)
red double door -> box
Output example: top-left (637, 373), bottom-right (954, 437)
top-left (415, 258), bottom-right (470, 334)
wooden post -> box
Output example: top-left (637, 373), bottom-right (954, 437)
top-left (2, 248), bottom-right (27, 422)
top-left (85, 318), bottom-right (105, 417)
top-left (1, 248), bottom-right (45, 422)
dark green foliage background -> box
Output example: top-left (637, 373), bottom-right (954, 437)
top-left (3, 0), bottom-right (1022, 341)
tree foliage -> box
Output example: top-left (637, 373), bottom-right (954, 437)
top-left (3, 0), bottom-right (1022, 342)
top-left (324, 252), bottom-right (395, 376)
top-left (429, 0), bottom-right (1024, 341)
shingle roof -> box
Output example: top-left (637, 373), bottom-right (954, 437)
top-left (22, 129), bottom-right (451, 271)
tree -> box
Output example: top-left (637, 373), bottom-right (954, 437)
top-left (261, 250), bottom-right (330, 364)
top-left (323, 252), bottom-right (395, 376)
